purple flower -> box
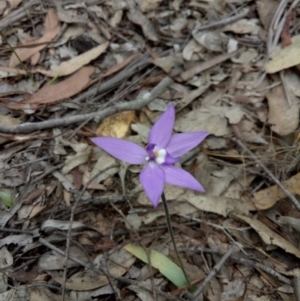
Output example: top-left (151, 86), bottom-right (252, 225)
top-left (91, 104), bottom-right (209, 207)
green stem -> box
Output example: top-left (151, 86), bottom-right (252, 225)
top-left (161, 192), bottom-right (191, 287)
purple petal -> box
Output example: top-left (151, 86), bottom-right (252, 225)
top-left (139, 163), bottom-right (165, 207)
top-left (162, 165), bottom-right (205, 192)
top-left (91, 137), bottom-right (147, 164)
top-left (148, 104), bottom-right (175, 148)
top-left (164, 153), bottom-right (180, 165)
top-left (166, 132), bottom-right (209, 158)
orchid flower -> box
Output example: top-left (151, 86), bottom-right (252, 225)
top-left (91, 104), bottom-right (209, 207)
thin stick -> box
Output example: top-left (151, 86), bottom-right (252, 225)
top-left (232, 137), bottom-right (300, 211)
top-left (0, 77), bottom-right (173, 134)
top-left (194, 9), bottom-right (249, 31)
top-left (161, 192), bottom-right (191, 287)
top-left (179, 246), bottom-right (291, 285)
top-left (189, 245), bottom-right (236, 301)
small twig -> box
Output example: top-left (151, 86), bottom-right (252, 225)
top-left (39, 237), bottom-right (91, 269)
top-left (61, 164), bottom-right (121, 301)
top-left (256, 0), bottom-right (299, 87)
top-left (280, 70), bottom-right (292, 104)
top-left (39, 238), bottom-right (180, 301)
top-left (0, 227), bottom-right (36, 235)
top-left (194, 9), bottom-right (249, 31)
top-left (294, 269), bottom-right (300, 301)
top-left (0, 0), bottom-right (39, 30)
top-left (0, 77), bottom-right (172, 134)
top-left (232, 138), bottom-right (300, 211)
top-left (161, 192), bottom-right (191, 287)
top-left (189, 245), bottom-right (236, 301)
top-left (32, 163), bottom-right (64, 184)
top-left (113, 276), bottom-right (181, 301)
top-left (180, 246), bottom-right (291, 285)
top-left (110, 202), bottom-right (157, 300)
top-left (178, 214), bottom-right (249, 255)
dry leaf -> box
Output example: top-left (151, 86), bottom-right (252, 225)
top-left (223, 19), bottom-right (261, 35)
top-left (0, 66), bottom-right (27, 78)
top-left (29, 287), bottom-right (72, 301)
top-left (140, 0), bottom-right (163, 12)
top-left (9, 9), bottom-right (60, 67)
top-left (193, 31), bottom-right (228, 52)
top-left (232, 119), bottom-right (267, 144)
top-left (90, 152), bottom-right (119, 184)
top-left (7, 66), bottom-right (94, 111)
top-left (256, 0), bottom-right (279, 30)
top-left (182, 39), bottom-right (204, 61)
top-left (252, 172), bottom-right (300, 210)
top-left (185, 191), bottom-right (249, 217)
top-left (102, 52), bottom-right (138, 78)
top-left (39, 246), bottom-right (88, 270)
top-left (50, 249), bottom-right (134, 290)
top-left (126, 0), bottom-right (159, 42)
top-left (174, 105), bottom-right (244, 136)
top-left (153, 54), bottom-right (183, 74)
top-left (267, 84), bottom-right (299, 136)
top-left (180, 51), bottom-right (238, 81)
top-left (279, 216), bottom-right (300, 233)
top-left (0, 2), bottom-right (6, 15)
top-left (0, 115), bottom-right (21, 144)
top-left (176, 84), bottom-right (211, 111)
top-left (51, 271), bottom-right (109, 291)
top-left (96, 111), bottom-right (136, 138)
top-left (235, 214), bottom-right (300, 259)
top-left (195, 160), bottom-right (243, 197)
top-left (35, 42), bottom-right (108, 77)
top-left (8, 0), bottom-right (23, 9)
top-left (266, 35), bottom-right (300, 74)
top-left (62, 146), bottom-right (92, 174)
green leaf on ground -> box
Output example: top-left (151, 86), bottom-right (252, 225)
top-left (124, 244), bottom-right (188, 287)
top-left (0, 191), bottom-right (14, 207)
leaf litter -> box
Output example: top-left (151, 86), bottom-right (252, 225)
top-left (1, 0), bottom-right (300, 300)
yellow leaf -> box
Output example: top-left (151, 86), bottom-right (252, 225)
top-left (96, 111), bottom-right (137, 138)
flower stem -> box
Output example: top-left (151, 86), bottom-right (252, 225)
top-left (161, 192), bottom-right (191, 287)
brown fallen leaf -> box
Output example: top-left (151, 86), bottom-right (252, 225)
top-left (176, 83), bottom-right (211, 111)
top-left (267, 84), bottom-right (299, 136)
top-left (7, 66), bottom-right (95, 111)
top-left (34, 42), bottom-right (109, 77)
top-left (153, 53), bottom-right (183, 74)
top-left (252, 172), bottom-right (300, 210)
top-left (185, 191), bottom-right (250, 217)
top-left (29, 287), bottom-right (73, 301)
top-left (266, 35), bottom-right (300, 74)
top-left (234, 214), bottom-right (300, 259)
top-left (256, 0), bottom-right (279, 30)
top-left (0, 66), bottom-right (27, 77)
top-left (7, 0), bottom-right (23, 9)
top-left (49, 248), bottom-right (135, 290)
top-left (174, 105), bottom-right (244, 137)
top-left (126, 0), bottom-right (159, 42)
top-left (222, 19), bottom-right (261, 35)
top-left (140, 0), bottom-right (163, 12)
top-left (0, 115), bottom-right (21, 144)
top-left (232, 119), bottom-right (267, 144)
top-left (9, 9), bottom-right (60, 67)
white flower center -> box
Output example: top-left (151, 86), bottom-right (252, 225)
top-left (154, 149), bottom-right (166, 165)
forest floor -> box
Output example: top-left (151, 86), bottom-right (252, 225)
top-left (0, 0), bottom-right (300, 300)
